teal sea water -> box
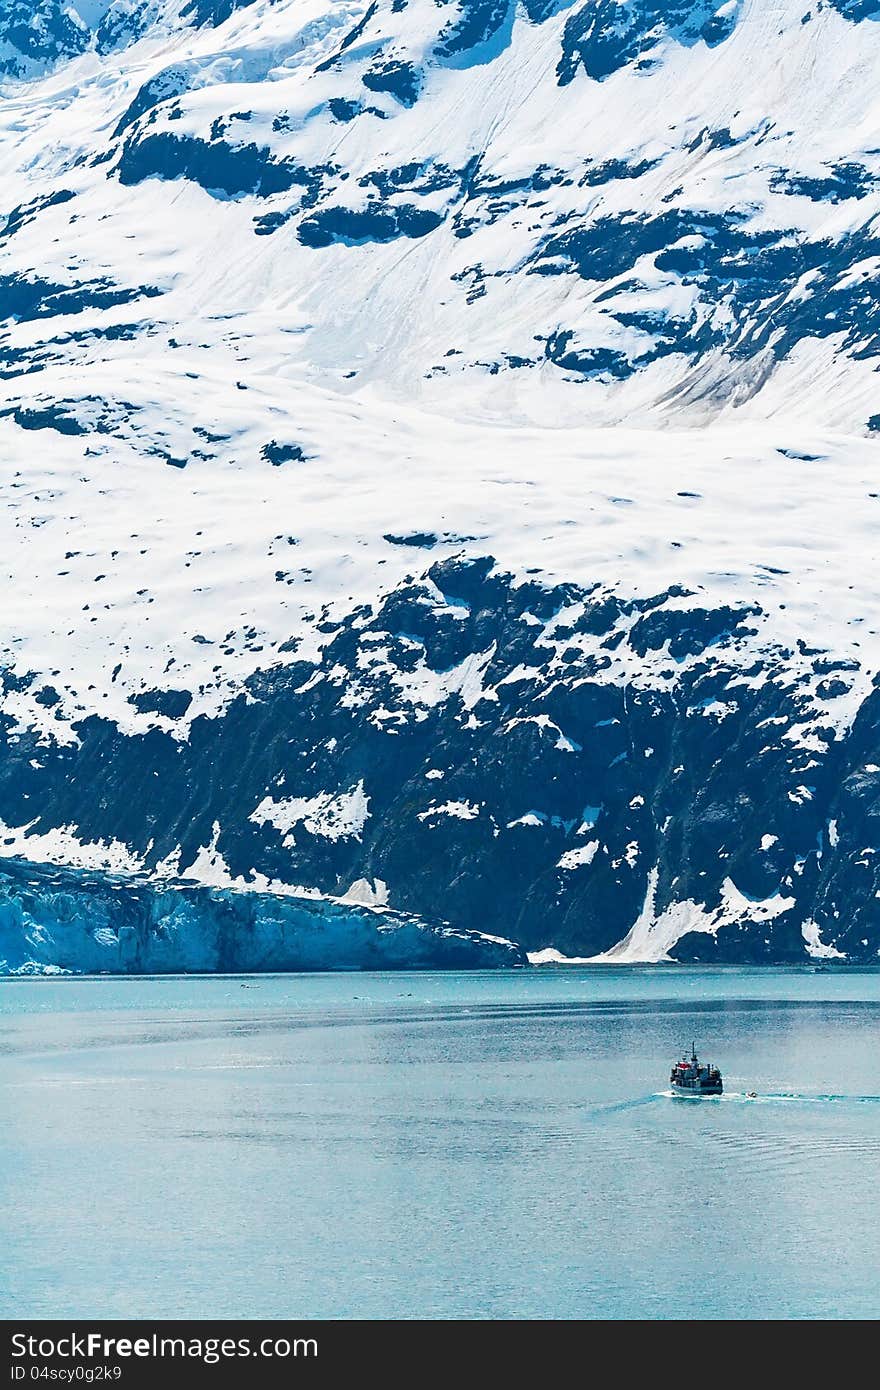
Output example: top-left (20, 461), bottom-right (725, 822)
top-left (2, 966), bottom-right (880, 1320)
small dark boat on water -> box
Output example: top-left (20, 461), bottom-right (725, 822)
top-left (670, 1044), bottom-right (723, 1097)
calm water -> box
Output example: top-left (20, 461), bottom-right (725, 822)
top-left (2, 966), bottom-right (880, 1320)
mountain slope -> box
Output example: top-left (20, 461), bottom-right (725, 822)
top-left (1, 0), bottom-right (879, 964)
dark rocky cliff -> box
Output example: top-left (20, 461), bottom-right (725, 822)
top-left (2, 557), bottom-right (875, 963)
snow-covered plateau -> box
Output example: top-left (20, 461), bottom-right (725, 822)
top-left (1, 0), bottom-right (880, 970)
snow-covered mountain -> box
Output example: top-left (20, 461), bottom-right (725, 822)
top-left (1, 0), bottom-right (879, 968)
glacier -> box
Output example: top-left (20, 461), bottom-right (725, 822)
top-left (1, 0), bottom-right (880, 966)
top-left (0, 853), bottom-right (525, 973)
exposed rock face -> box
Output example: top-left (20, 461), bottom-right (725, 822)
top-left (0, 2), bottom-right (89, 78)
top-left (1, 557), bottom-right (876, 963)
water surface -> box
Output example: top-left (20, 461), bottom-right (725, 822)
top-left (3, 966), bottom-right (879, 1319)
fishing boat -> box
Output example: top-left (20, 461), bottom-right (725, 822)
top-left (669, 1043), bottom-right (723, 1097)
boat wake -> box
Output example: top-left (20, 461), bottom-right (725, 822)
top-left (657, 1090), bottom-right (880, 1105)
top-left (586, 1091), bottom-right (880, 1116)
top-left (656, 1089), bottom-right (722, 1101)
top-left (584, 1095), bottom-right (663, 1117)
top-left (731, 1091), bottom-right (880, 1105)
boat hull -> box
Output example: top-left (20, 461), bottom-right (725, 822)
top-left (670, 1082), bottom-right (723, 1097)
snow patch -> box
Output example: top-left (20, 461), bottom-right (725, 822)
top-left (251, 783), bottom-right (370, 845)
top-left (801, 919), bottom-right (846, 959)
top-left (590, 871), bottom-right (796, 963)
top-left (557, 840), bottom-right (600, 870)
top-left (418, 800), bottom-right (481, 821)
top-left (528, 947), bottom-right (595, 965)
top-left (341, 877), bottom-right (389, 907)
top-left (0, 819), bottom-right (142, 874)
